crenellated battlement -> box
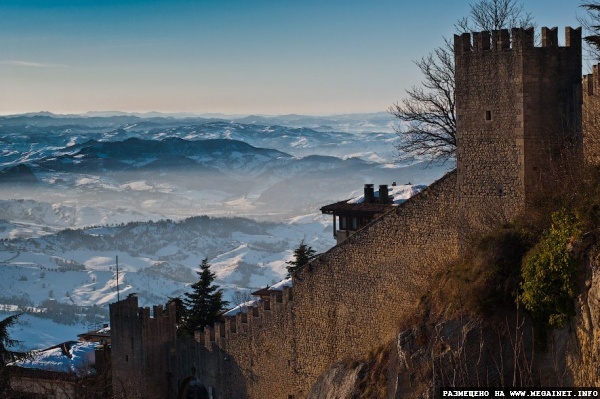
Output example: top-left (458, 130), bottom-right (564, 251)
top-left (455, 24), bottom-right (582, 213)
top-left (110, 294), bottom-right (176, 325)
top-left (109, 295), bottom-right (177, 399)
top-left (584, 64), bottom-right (600, 96)
top-left (108, 20), bottom-right (585, 397)
top-left (454, 26), bottom-right (581, 55)
top-left (198, 285), bottom-right (294, 350)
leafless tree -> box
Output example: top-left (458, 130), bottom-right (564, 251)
top-left (455, 0), bottom-right (534, 33)
top-left (232, 289), bottom-right (253, 311)
top-left (389, 40), bottom-right (457, 163)
top-left (390, 0), bottom-right (535, 164)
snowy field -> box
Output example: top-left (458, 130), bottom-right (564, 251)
top-left (0, 114), bottom-right (449, 350)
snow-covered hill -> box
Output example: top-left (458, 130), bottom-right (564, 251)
top-left (0, 213), bottom-right (334, 304)
top-left (1, 213), bottom-right (335, 350)
top-left (0, 112), bottom-right (451, 350)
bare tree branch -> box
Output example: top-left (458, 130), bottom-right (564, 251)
top-left (456, 0), bottom-right (534, 33)
top-left (391, 0), bottom-right (535, 164)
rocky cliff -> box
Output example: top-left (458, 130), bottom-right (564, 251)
top-left (308, 233), bottom-right (600, 398)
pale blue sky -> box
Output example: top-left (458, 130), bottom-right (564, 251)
top-left (0, 1), bottom-right (582, 115)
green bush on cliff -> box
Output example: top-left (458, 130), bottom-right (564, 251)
top-left (520, 209), bottom-right (582, 328)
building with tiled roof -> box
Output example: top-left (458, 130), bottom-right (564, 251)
top-left (320, 183), bottom-right (425, 243)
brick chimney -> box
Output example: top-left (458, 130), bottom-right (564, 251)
top-left (364, 184), bottom-right (374, 203)
top-left (379, 185), bottom-right (389, 204)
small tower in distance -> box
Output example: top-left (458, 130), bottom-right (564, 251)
top-left (454, 27), bottom-right (582, 226)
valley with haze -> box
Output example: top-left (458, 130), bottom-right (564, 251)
top-left (0, 112), bottom-right (448, 349)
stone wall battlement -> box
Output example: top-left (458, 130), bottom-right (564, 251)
top-left (455, 25), bottom-right (582, 211)
top-left (454, 26), bottom-right (581, 54)
top-left (139, 304), bottom-right (174, 321)
top-left (584, 64), bottom-right (600, 96)
top-left (197, 286), bottom-right (293, 349)
top-left (109, 295), bottom-right (177, 399)
top-left (110, 295), bottom-right (175, 326)
top-left (193, 171), bottom-right (460, 360)
top-left (109, 23), bottom-right (584, 399)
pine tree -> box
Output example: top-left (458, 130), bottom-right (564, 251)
top-left (1, 314), bottom-right (27, 396)
top-left (286, 239), bottom-right (317, 276)
top-left (181, 259), bottom-right (228, 335)
top-left (0, 314), bottom-right (21, 361)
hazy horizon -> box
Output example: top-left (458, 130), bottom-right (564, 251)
top-left (0, 1), bottom-right (580, 116)
top-left (0, 109), bottom-right (392, 118)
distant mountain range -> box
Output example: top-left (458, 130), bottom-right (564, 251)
top-left (0, 114), bottom-right (398, 167)
top-left (0, 112), bottom-right (451, 349)
top-left (0, 111), bottom-right (396, 133)
top-left (0, 215), bottom-right (335, 306)
top-left (0, 114), bottom-right (449, 222)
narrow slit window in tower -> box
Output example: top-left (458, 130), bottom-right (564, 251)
top-left (485, 110), bottom-right (492, 121)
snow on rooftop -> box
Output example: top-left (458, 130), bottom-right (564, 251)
top-left (79, 325), bottom-right (110, 336)
top-left (223, 299), bottom-right (260, 317)
top-left (223, 277), bottom-right (293, 317)
top-left (10, 341), bottom-right (97, 376)
top-left (269, 277), bottom-right (292, 291)
top-left (346, 184), bottom-right (426, 205)
top-left (96, 326), bottom-right (110, 334)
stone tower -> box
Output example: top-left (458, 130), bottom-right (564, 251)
top-left (454, 27), bottom-right (582, 227)
top-left (109, 295), bottom-right (177, 399)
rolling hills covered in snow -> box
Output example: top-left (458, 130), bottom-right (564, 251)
top-left (0, 113), bottom-right (450, 349)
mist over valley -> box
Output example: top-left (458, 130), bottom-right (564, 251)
top-left (0, 112), bottom-right (449, 348)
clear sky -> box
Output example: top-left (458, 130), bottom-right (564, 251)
top-left (0, 0), bottom-right (582, 116)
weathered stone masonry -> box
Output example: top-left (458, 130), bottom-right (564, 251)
top-left (583, 64), bottom-right (600, 164)
top-left (111, 171), bottom-right (470, 398)
top-left (110, 297), bottom-right (176, 399)
top-left (455, 26), bottom-right (582, 234)
top-left (110, 27), bottom-right (583, 399)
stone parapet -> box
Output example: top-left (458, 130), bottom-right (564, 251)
top-left (454, 26), bottom-right (581, 55)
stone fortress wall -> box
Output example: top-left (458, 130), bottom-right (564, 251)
top-left (110, 27), bottom-right (584, 399)
top-left (141, 170), bottom-right (461, 399)
top-left (584, 64), bottom-right (600, 164)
